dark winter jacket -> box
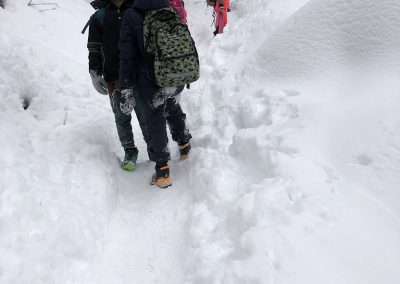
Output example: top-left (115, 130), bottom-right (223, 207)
top-left (87, 0), bottom-right (134, 83)
top-left (119, 0), bottom-right (170, 97)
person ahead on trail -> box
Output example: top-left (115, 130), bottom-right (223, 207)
top-left (170, 0), bottom-right (187, 23)
top-left (87, 0), bottom-right (191, 173)
top-left (87, 0), bottom-right (141, 171)
top-left (119, 0), bottom-right (194, 188)
top-left (206, 0), bottom-right (229, 36)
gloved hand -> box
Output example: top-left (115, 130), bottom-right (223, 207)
top-left (89, 70), bottom-right (108, 95)
top-left (117, 87), bottom-right (136, 115)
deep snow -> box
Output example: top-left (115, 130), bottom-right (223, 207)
top-left (0, 0), bottom-right (399, 283)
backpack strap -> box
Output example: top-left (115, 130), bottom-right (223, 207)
top-left (81, 16), bottom-right (93, 34)
top-left (81, 7), bottom-right (106, 34)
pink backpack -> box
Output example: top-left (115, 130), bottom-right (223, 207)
top-left (170, 0), bottom-right (187, 23)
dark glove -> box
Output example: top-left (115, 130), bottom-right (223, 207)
top-left (89, 70), bottom-right (108, 95)
top-left (117, 87), bottom-right (136, 115)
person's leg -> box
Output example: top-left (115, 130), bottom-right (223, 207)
top-left (108, 81), bottom-right (135, 149)
top-left (140, 87), bottom-right (172, 187)
top-left (147, 103), bottom-right (172, 188)
top-left (144, 102), bottom-right (170, 164)
top-left (165, 96), bottom-right (192, 145)
top-left (108, 81), bottom-right (138, 170)
top-left (132, 92), bottom-right (150, 158)
top-left (165, 96), bottom-right (192, 160)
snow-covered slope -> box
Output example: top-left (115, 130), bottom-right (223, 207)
top-left (0, 1), bottom-right (117, 283)
top-left (184, 0), bottom-right (400, 283)
top-left (1, 0), bottom-right (399, 283)
top-left (257, 0), bottom-right (400, 77)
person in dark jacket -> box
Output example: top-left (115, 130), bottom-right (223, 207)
top-left (87, 0), bottom-right (191, 174)
top-left (119, 0), bottom-right (192, 188)
top-left (88, 0), bottom-right (141, 171)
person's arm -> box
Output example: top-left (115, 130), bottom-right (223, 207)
top-left (87, 16), bottom-right (103, 74)
top-left (87, 15), bottom-right (107, 95)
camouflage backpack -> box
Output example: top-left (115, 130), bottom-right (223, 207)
top-left (143, 7), bottom-right (200, 88)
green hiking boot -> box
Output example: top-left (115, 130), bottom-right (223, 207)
top-left (121, 147), bottom-right (138, 171)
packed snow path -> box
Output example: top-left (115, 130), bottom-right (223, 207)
top-left (87, 159), bottom-right (192, 284)
top-left (1, 0), bottom-right (400, 283)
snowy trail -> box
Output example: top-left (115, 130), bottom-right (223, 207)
top-left (87, 159), bottom-right (192, 284)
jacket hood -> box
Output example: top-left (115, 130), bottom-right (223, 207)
top-left (133, 0), bottom-right (170, 11)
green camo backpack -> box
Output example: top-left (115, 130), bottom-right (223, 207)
top-left (143, 7), bottom-right (200, 88)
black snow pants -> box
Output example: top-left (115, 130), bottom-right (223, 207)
top-left (109, 82), bottom-right (191, 160)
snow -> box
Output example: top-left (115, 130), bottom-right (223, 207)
top-left (1, 0), bottom-right (400, 283)
top-left (256, 0), bottom-right (400, 77)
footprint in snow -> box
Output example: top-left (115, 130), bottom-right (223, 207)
top-left (356, 154), bottom-right (373, 166)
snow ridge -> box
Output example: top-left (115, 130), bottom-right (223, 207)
top-left (256, 0), bottom-right (400, 77)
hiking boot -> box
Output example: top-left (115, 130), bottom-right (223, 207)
top-left (179, 143), bottom-right (191, 160)
top-left (151, 165), bottom-right (172, 188)
top-left (121, 147), bottom-right (138, 171)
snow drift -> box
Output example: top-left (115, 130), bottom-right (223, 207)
top-left (256, 0), bottom-right (400, 77)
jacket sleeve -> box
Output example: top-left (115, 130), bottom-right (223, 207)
top-left (119, 9), bottom-right (139, 88)
top-left (87, 15), bottom-right (104, 74)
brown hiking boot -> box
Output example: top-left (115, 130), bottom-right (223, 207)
top-left (151, 166), bottom-right (172, 188)
top-left (179, 143), bottom-right (191, 161)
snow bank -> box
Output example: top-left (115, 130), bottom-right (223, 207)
top-left (183, 0), bottom-right (400, 283)
top-left (183, 87), bottom-right (304, 283)
top-left (0, 1), bottom-right (122, 283)
top-left (255, 0), bottom-right (400, 77)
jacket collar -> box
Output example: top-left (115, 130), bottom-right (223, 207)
top-left (108, 0), bottom-right (134, 10)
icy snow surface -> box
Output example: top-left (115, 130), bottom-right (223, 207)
top-left (0, 0), bottom-right (399, 283)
